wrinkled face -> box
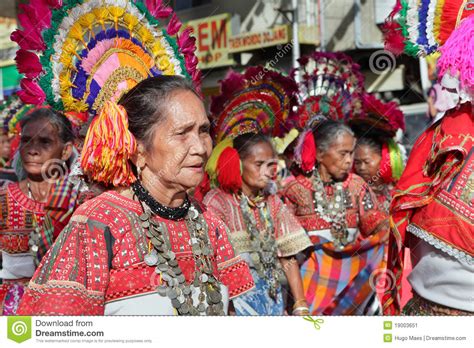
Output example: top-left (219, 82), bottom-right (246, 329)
top-left (0, 133), bottom-right (11, 159)
top-left (317, 133), bottom-right (355, 181)
top-left (241, 141), bottom-right (277, 192)
top-left (19, 119), bottom-right (70, 178)
top-left (141, 90), bottom-right (212, 192)
top-left (354, 144), bottom-right (382, 184)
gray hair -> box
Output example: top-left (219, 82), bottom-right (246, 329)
top-left (118, 75), bottom-right (200, 150)
top-left (312, 120), bottom-right (354, 153)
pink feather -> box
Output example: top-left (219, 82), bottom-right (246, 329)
top-left (382, 20), bottom-right (405, 56)
top-left (146, 0), bottom-right (173, 19)
top-left (210, 70), bottom-right (246, 115)
top-left (18, 78), bottom-right (46, 105)
top-left (177, 28), bottom-right (196, 55)
top-left (15, 49), bottom-right (43, 78)
top-left (46, 0), bottom-right (63, 8)
top-left (10, 29), bottom-right (46, 51)
top-left (167, 13), bottom-right (182, 36)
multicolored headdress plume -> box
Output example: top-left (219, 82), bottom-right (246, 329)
top-left (210, 66), bottom-right (298, 143)
top-left (350, 93), bottom-right (405, 139)
top-left (12, 0), bottom-right (201, 186)
top-left (11, 0), bottom-right (200, 117)
top-left (0, 93), bottom-right (34, 135)
top-left (383, 0), bottom-right (473, 57)
top-left (294, 51), bottom-right (366, 130)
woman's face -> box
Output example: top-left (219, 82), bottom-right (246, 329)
top-left (140, 90), bottom-right (212, 192)
top-left (354, 144), bottom-right (382, 185)
top-left (241, 141), bottom-right (277, 193)
top-left (317, 133), bottom-right (355, 181)
top-left (0, 133), bottom-right (11, 159)
top-left (19, 119), bottom-right (72, 178)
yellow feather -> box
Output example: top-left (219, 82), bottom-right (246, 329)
top-left (93, 7), bottom-right (108, 30)
top-left (206, 138), bottom-right (234, 180)
top-left (79, 13), bottom-right (95, 28)
top-left (138, 27), bottom-right (154, 44)
top-left (68, 23), bottom-right (84, 42)
top-left (109, 6), bottom-right (125, 21)
top-left (123, 13), bottom-right (139, 30)
top-left (158, 56), bottom-right (171, 71)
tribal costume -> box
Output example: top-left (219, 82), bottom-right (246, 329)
top-left (383, 5), bottom-right (473, 315)
top-left (0, 183), bottom-right (45, 315)
top-left (14, 0), bottom-right (253, 316)
top-left (17, 191), bottom-right (253, 315)
top-left (204, 189), bottom-right (311, 315)
top-left (282, 173), bottom-right (388, 315)
top-left (204, 67), bottom-right (310, 315)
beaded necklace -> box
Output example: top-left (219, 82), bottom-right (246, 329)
top-left (312, 170), bottom-right (349, 249)
top-left (134, 182), bottom-right (224, 315)
top-left (238, 194), bottom-right (284, 300)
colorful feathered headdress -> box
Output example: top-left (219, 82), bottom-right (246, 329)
top-left (383, 0), bottom-right (473, 57)
top-left (12, 0), bottom-right (200, 186)
top-left (12, 0), bottom-right (200, 116)
top-left (350, 93), bottom-right (406, 183)
top-left (0, 93), bottom-right (34, 135)
top-left (350, 93), bottom-right (405, 139)
top-left (294, 51), bottom-right (366, 129)
top-left (292, 51), bottom-right (365, 173)
top-left (210, 66), bottom-right (299, 143)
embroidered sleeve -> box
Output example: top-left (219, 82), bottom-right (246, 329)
top-left (357, 184), bottom-right (388, 238)
top-left (202, 190), bottom-right (227, 222)
top-left (209, 217), bottom-right (254, 299)
top-left (280, 182), bottom-right (298, 215)
top-left (17, 212), bottom-right (110, 315)
top-left (272, 196), bottom-right (312, 257)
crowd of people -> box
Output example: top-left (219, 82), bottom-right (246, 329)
top-left (0, 0), bottom-right (472, 316)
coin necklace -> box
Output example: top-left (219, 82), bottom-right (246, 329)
top-left (312, 169), bottom-right (349, 249)
top-left (133, 187), bottom-right (225, 315)
top-left (239, 194), bottom-right (284, 300)
top-left (26, 180), bottom-right (44, 266)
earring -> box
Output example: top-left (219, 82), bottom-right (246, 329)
top-left (137, 165), bottom-right (142, 180)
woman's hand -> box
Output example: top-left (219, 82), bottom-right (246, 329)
top-left (280, 256), bottom-right (310, 315)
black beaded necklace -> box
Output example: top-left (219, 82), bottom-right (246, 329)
top-left (131, 181), bottom-right (190, 221)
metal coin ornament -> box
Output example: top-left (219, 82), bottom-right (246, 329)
top-left (239, 195), bottom-right (285, 300)
top-left (135, 187), bottom-right (225, 315)
top-left (312, 170), bottom-right (349, 249)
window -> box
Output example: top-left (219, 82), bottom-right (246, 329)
top-left (174, 0), bottom-right (211, 11)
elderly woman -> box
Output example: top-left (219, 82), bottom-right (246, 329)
top-left (204, 133), bottom-right (312, 315)
top-left (0, 108), bottom-right (74, 315)
top-left (281, 120), bottom-right (388, 315)
top-left (17, 76), bottom-right (254, 316)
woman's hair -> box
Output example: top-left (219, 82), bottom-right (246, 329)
top-left (20, 107), bottom-right (74, 144)
top-left (312, 120), bottom-right (354, 153)
top-left (233, 132), bottom-right (275, 160)
top-left (119, 75), bottom-right (199, 150)
top-left (355, 136), bottom-right (383, 155)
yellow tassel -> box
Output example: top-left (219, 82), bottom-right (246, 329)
top-left (138, 27), bottom-right (154, 44)
top-left (123, 13), bottom-right (139, 35)
top-left (158, 56), bottom-right (171, 71)
top-left (93, 7), bottom-right (108, 31)
top-left (108, 6), bottom-right (125, 31)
